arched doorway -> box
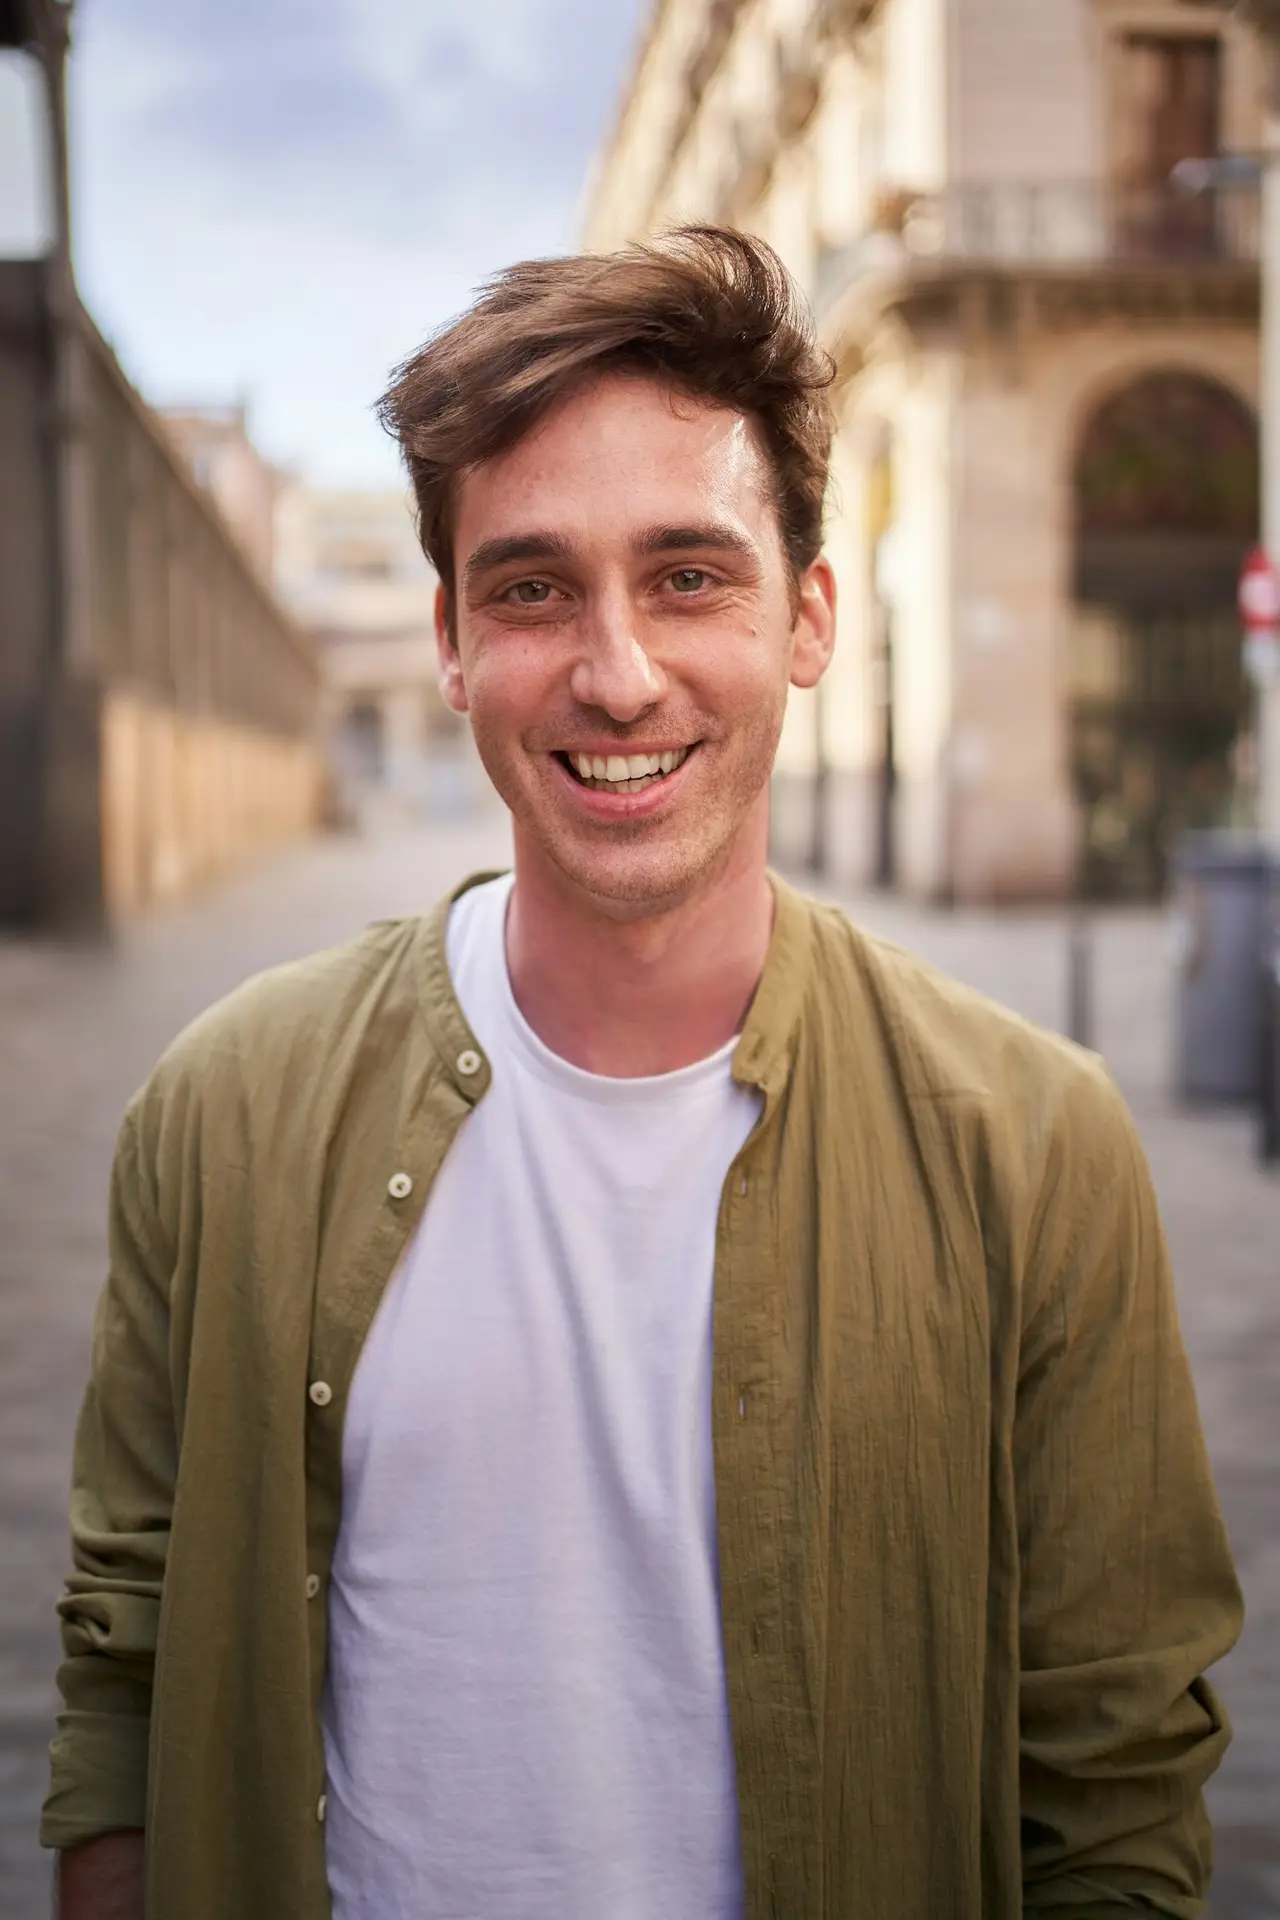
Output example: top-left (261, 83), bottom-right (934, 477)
top-left (1069, 371), bottom-right (1258, 899)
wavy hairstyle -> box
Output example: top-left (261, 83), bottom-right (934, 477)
top-left (377, 226), bottom-right (835, 609)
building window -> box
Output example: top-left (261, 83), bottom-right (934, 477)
top-left (1111, 33), bottom-right (1223, 259)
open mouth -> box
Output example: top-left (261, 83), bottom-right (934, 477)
top-left (555, 745), bottom-right (695, 795)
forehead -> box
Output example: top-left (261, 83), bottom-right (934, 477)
top-left (452, 373), bottom-right (777, 554)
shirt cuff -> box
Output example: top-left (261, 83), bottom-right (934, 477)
top-left (40, 1709), bottom-right (149, 1851)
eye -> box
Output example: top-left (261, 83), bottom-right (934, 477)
top-left (670, 567), bottom-right (709, 594)
top-left (507, 579), bottom-right (553, 605)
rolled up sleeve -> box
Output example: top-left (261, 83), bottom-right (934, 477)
top-left (1016, 1069), bottom-right (1244, 1916)
top-left (41, 1101), bottom-right (176, 1851)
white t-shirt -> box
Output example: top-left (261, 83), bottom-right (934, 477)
top-left (321, 873), bottom-right (761, 1920)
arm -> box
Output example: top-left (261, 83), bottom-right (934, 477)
top-left (56, 1831), bottom-right (145, 1920)
top-left (40, 1101), bottom-right (177, 1867)
top-left (1016, 1070), bottom-right (1243, 1917)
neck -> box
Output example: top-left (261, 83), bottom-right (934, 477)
top-left (504, 806), bottom-right (774, 1077)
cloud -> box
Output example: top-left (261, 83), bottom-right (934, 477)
top-left (68, 0), bottom-right (648, 482)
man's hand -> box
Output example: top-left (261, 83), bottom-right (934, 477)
top-left (56, 1831), bottom-right (144, 1920)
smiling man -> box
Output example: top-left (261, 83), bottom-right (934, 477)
top-left (46, 230), bottom-right (1241, 1920)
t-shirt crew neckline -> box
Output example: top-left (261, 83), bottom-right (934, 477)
top-left (467, 872), bottom-right (742, 1109)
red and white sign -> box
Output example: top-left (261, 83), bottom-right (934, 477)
top-left (1238, 545), bottom-right (1280, 630)
top-left (1240, 547), bottom-right (1280, 685)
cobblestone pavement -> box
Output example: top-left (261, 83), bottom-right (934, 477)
top-left (1, 810), bottom-right (1276, 1917)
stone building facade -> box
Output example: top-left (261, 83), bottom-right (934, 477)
top-left (161, 405), bottom-right (283, 583)
top-left (586, 0), bottom-right (1264, 900)
top-left (1, 2), bottom-right (320, 932)
top-left (274, 486), bottom-right (474, 815)
top-left (161, 438), bottom-right (473, 817)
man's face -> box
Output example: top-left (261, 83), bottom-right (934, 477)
top-left (440, 372), bottom-right (835, 913)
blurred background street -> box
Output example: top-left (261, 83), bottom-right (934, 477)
top-left (1, 806), bottom-right (1277, 1918)
top-left (4, 0), bottom-right (1280, 1912)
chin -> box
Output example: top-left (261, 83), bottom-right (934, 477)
top-left (541, 819), bottom-right (742, 915)
top-left (492, 746), bottom-right (771, 911)
top-left (557, 845), bottom-right (699, 908)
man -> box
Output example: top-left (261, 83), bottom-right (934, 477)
top-left (45, 229), bottom-right (1241, 1919)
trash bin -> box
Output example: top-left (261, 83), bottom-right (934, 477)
top-left (1171, 832), bottom-right (1275, 1104)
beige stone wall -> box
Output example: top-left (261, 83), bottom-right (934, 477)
top-left (818, 402), bottom-right (886, 887)
top-left (883, 0), bottom-right (946, 187)
top-left (879, 359), bottom-right (960, 896)
top-left (581, 0), bottom-right (716, 248)
top-left (948, 374), bottom-right (1078, 902)
top-left (101, 690), bottom-right (322, 917)
top-left (812, 47), bottom-right (874, 252)
top-left (161, 408), bottom-right (283, 583)
top-left (951, 0), bottom-right (1099, 183)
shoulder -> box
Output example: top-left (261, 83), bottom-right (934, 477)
top-left (793, 888), bottom-right (1131, 1165)
top-left (165, 915), bottom-right (421, 1071)
top-left (129, 916), bottom-right (428, 1148)
top-left (791, 892), bottom-right (1154, 1335)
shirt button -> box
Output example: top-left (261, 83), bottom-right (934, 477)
top-left (305, 1573), bottom-right (321, 1600)
top-left (387, 1171), bottom-right (413, 1200)
top-left (456, 1048), bottom-right (482, 1077)
top-left (308, 1380), bottom-right (332, 1408)
top-left (316, 1793), bottom-right (327, 1824)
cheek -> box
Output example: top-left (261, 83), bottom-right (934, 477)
top-left (465, 638), bottom-right (555, 726)
top-left (689, 624), bottom-right (788, 708)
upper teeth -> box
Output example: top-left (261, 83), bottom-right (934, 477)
top-left (572, 748), bottom-right (689, 784)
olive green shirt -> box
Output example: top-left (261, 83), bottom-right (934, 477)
top-left (42, 874), bottom-right (1242, 1918)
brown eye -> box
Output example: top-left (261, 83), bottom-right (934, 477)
top-left (670, 568), bottom-right (708, 594)
top-left (510, 579), bottom-right (552, 604)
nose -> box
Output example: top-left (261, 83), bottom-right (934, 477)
top-left (568, 596), bottom-right (666, 722)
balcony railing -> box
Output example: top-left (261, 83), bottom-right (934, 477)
top-left (813, 179), bottom-right (1260, 317)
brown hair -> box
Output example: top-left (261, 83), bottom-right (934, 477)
top-left (377, 226), bottom-right (835, 605)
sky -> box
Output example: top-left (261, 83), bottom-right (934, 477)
top-left (67, 0), bottom-right (649, 486)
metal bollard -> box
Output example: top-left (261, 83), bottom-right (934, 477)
top-left (1261, 946), bottom-right (1280, 1166)
top-left (1067, 908), bottom-right (1093, 1050)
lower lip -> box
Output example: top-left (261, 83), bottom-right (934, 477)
top-left (550, 751), bottom-right (698, 820)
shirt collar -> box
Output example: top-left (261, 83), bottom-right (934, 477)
top-left (414, 867), bottom-right (812, 1104)
top-left (732, 871), bottom-right (812, 1099)
top-left (414, 870), bottom-right (506, 1105)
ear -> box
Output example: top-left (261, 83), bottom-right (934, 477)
top-left (435, 580), bottom-right (469, 714)
top-left (789, 556), bottom-right (836, 690)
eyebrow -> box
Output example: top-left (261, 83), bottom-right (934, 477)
top-left (462, 532), bottom-right (578, 591)
top-left (635, 522), bottom-right (757, 561)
